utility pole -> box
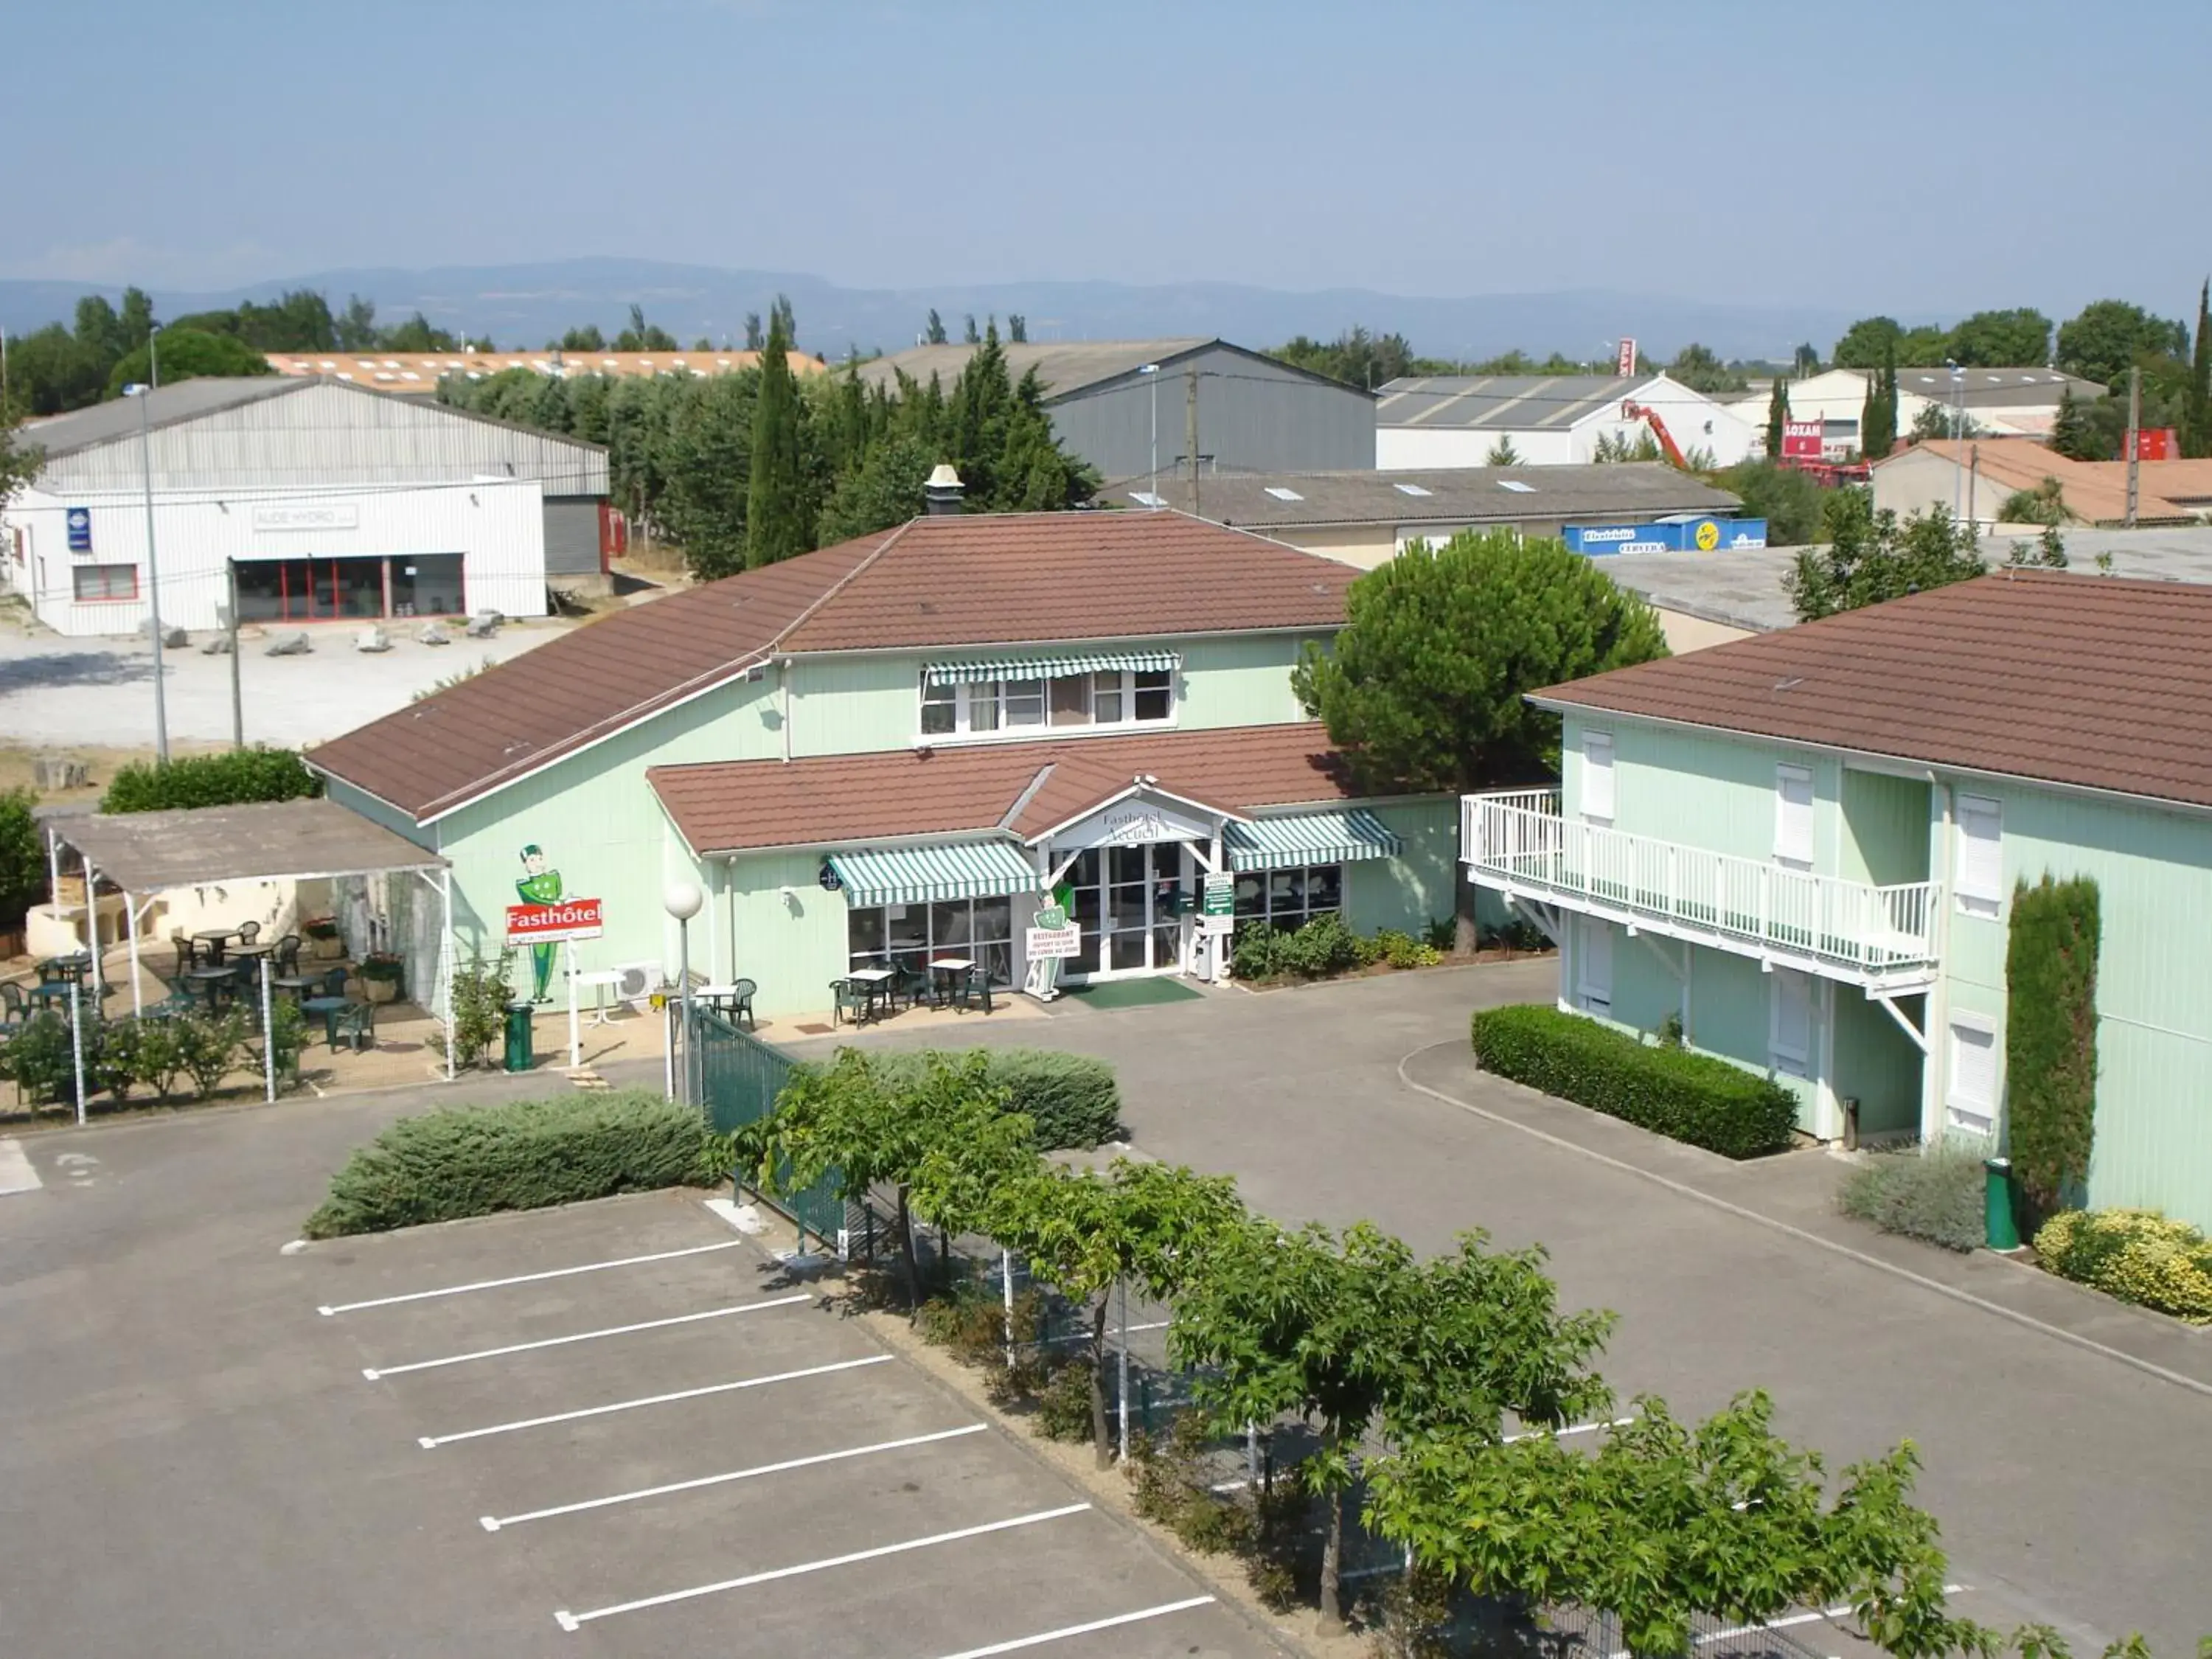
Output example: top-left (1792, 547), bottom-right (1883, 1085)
top-left (133, 386), bottom-right (170, 762)
top-left (2124, 366), bottom-right (2142, 528)
top-left (226, 558), bottom-right (244, 748)
top-left (1185, 364), bottom-right (1201, 521)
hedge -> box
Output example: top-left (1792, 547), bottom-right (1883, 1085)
top-left (2004, 874), bottom-right (2101, 1220)
top-left (874, 1048), bottom-right (1121, 1150)
top-left (303, 1089), bottom-right (728, 1238)
top-left (1470, 1004), bottom-right (1799, 1159)
top-left (101, 747), bottom-right (321, 814)
top-left (1837, 1142), bottom-right (1986, 1252)
top-left (2032, 1208), bottom-right (2212, 1324)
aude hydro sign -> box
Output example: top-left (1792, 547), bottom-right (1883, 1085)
top-left (1562, 518), bottom-right (1767, 557)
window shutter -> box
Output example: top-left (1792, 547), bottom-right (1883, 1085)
top-left (1956, 796), bottom-right (2003, 914)
top-left (1769, 967), bottom-right (1811, 1071)
top-left (1582, 731), bottom-right (1615, 822)
top-left (1947, 1020), bottom-right (1997, 1130)
top-left (1774, 766), bottom-right (1814, 867)
top-left (1577, 917), bottom-right (1613, 1011)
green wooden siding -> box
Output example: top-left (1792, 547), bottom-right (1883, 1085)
top-left (1832, 990), bottom-right (1924, 1138)
top-left (1839, 769), bottom-right (1931, 887)
top-left (1343, 798), bottom-right (1472, 936)
top-left (1568, 713), bottom-right (1843, 871)
top-left (721, 848), bottom-right (853, 1017)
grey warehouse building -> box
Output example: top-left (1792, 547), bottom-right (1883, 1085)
top-left (856, 338), bottom-right (1374, 480)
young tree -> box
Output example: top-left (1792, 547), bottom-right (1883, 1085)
top-left (1717, 460), bottom-right (1825, 546)
top-left (743, 311), bottom-right (764, 351)
top-left (1484, 437), bottom-right (1522, 466)
top-left (334, 295), bottom-right (379, 349)
top-left (0, 785), bottom-right (44, 933)
top-left (1007, 313), bottom-right (1028, 344)
top-left (1666, 341), bottom-right (1745, 395)
top-left (1367, 1392), bottom-right (1991, 1659)
top-left (2184, 278), bottom-right (2211, 460)
top-left (1767, 376), bottom-right (1791, 461)
top-left (962, 313), bottom-right (981, 345)
top-left (658, 372), bottom-right (757, 579)
top-left (745, 299), bottom-right (813, 568)
top-left (1785, 493), bottom-right (1985, 622)
top-left (1862, 343), bottom-right (1899, 461)
top-left (991, 1159), bottom-right (1245, 1469)
top-left (2049, 386), bottom-right (2101, 460)
top-left (924, 308), bottom-right (947, 345)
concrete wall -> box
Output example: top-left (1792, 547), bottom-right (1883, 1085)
top-left (1047, 347), bottom-right (1374, 480)
top-left (1652, 608), bottom-right (1756, 655)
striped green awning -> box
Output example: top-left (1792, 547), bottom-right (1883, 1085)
top-left (924, 650), bottom-right (1180, 686)
top-left (825, 841), bottom-right (1043, 908)
top-left (1225, 808), bottom-right (1402, 872)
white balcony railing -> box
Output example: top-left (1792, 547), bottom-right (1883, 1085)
top-left (1463, 790), bottom-right (1941, 984)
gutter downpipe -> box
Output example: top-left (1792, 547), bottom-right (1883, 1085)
top-left (779, 658), bottom-right (793, 764)
top-left (1924, 771), bottom-right (1954, 1144)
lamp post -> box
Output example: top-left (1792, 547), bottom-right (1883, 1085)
top-left (1947, 358), bottom-right (1965, 523)
top-left (1138, 363), bottom-right (1160, 505)
top-left (664, 877), bottom-right (703, 1105)
top-left (150, 321), bottom-right (162, 391)
top-left (125, 383), bottom-right (170, 762)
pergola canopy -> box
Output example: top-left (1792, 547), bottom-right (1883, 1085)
top-left (56, 798), bottom-right (445, 892)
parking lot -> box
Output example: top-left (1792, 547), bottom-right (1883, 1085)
top-left (299, 1194), bottom-right (1270, 1658)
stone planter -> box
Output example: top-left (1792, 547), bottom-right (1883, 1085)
top-left (361, 977), bottom-right (401, 1004)
top-left (310, 935), bottom-right (346, 961)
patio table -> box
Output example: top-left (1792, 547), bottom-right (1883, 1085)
top-left (300, 995), bottom-right (355, 1048)
top-left (847, 965), bottom-right (896, 1022)
top-left (185, 963), bottom-right (246, 1011)
top-left (192, 928), bottom-right (240, 965)
top-left (37, 953), bottom-right (92, 984)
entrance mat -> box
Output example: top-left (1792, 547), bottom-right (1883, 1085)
top-left (1062, 977), bottom-right (1204, 1010)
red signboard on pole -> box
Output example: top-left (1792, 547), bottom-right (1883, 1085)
top-left (1616, 338), bottom-right (1638, 378)
top-left (1781, 418), bottom-right (1824, 460)
top-left (2129, 428), bottom-right (2179, 462)
top-left (505, 897), bottom-right (605, 945)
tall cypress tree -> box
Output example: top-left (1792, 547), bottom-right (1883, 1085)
top-left (1862, 342), bottom-right (1898, 459)
top-left (1766, 376), bottom-right (1791, 461)
top-left (2184, 276), bottom-right (2211, 460)
top-left (745, 299), bottom-right (811, 568)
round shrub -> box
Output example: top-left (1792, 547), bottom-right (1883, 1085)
top-left (2032, 1208), bottom-right (2212, 1324)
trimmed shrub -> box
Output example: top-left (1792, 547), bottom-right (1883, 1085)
top-left (1837, 1142), bottom-right (1986, 1251)
top-left (2033, 1208), bottom-right (2212, 1324)
top-left (303, 1088), bottom-right (728, 1237)
top-left (2005, 875), bottom-right (2101, 1221)
top-left (1470, 1003), bottom-right (1799, 1158)
top-left (100, 746), bottom-right (321, 814)
top-left (874, 1047), bottom-right (1120, 1150)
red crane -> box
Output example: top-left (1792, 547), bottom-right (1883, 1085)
top-left (1619, 400), bottom-right (1690, 470)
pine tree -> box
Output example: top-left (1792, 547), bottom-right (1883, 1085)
top-left (744, 312), bottom-right (763, 351)
top-left (925, 309), bottom-right (947, 346)
top-left (745, 298), bottom-right (812, 568)
top-left (2049, 386), bottom-right (2099, 462)
top-left (2184, 277), bottom-right (2212, 460)
top-left (1008, 313), bottom-right (1028, 344)
top-left (1862, 343), bottom-right (1898, 460)
top-left (1766, 377), bottom-right (1791, 461)
top-left (962, 314), bottom-right (981, 345)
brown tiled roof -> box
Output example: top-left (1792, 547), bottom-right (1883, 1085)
top-left (265, 349), bottom-right (831, 392)
top-left (1532, 570), bottom-right (2212, 810)
top-left (1877, 439), bottom-right (2201, 525)
top-left (307, 512), bottom-right (1352, 821)
top-left (650, 723), bottom-right (1368, 853)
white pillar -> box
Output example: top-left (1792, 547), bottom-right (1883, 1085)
top-left (127, 893), bottom-right (144, 1018)
top-left (566, 937), bottom-right (581, 1069)
top-left (260, 956), bottom-right (276, 1103)
top-left (83, 852), bottom-right (102, 999)
top-left (1116, 1276), bottom-right (1131, 1461)
top-left (439, 867), bottom-right (456, 1082)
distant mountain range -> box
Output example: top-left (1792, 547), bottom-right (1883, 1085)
top-left (0, 257), bottom-right (1863, 364)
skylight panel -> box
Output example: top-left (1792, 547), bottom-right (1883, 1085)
top-left (1394, 482), bottom-right (1433, 496)
top-left (1265, 486), bottom-right (1304, 502)
top-left (1127, 491), bottom-right (1166, 507)
top-left (1498, 480), bottom-right (1537, 493)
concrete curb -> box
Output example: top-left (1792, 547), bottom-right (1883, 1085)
top-left (1396, 1040), bottom-right (2212, 1402)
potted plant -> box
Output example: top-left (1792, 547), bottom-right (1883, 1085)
top-left (303, 917), bottom-right (345, 961)
top-left (358, 953), bottom-right (405, 1004)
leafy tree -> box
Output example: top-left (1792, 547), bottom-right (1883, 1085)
top-left (992, 1159), bottom-right (1244, 1468)
top-left (1591, 428), bottom-right (1662, 464)
top-left (2184, 279), bottom-right (2211, 460)
top-left (559, 324), bottom-right (606, 352)
top-left (105, 328), bottom-right (274, 397)
top-left (335, 295), bottom-right (380, 349)
top-left (1863, 342), bottom-right (1899, 461)
top-left (1947, 307), bottom-right (2052, 367)
top-left (1718, 460), bottom-right (1825, 547)
top-left (1666, 341), bottom-right (1745, 394)
top-left (378, 312), bottom-right (459, 352)
top-left (2055, 299), bottom-right (2187, 387)
top-left (1484, 437), bottom-right (1522, 466)
top-left (745, 297), bottom-right (813, 568)
top-left (1792, 341), bottom-right (1820, 375)
top-left (657, 372), bottom-right (757, 578)
top-left (7, 324), bottom-right (107, 413)
top-left (1007, 313), bottom-right (1027, 344)
top-left (743, 312), bottom-right (763, 351)
top-left (1999, 478), bottom-right (2070, 527)
top-left (0, 784), bottom-right (45, 931)
top-left (1293, 529), bottom-right (1665, 947)
top-left (2004, 525), bottom-right (2068, 568)
top-left (1368, 1392), bottom-right (1989, 1659)
top-left (924, 307), bottom-right (947, 345)
top-left (1786, 493), bottom-right (1984, 622)
top-left (74, 294), bottom-right (132, 365)
top-left (613, 304), bottom-right (679, 352)
top-left (2049, 386), bottom-right (2101, 460)
top-left (1766, 376), bottom-right (1791, 460)
top-left (1834, 316), bottom-right (1904, 369)
top-left (1, 414), bottom-right (41, 507)
top-left (101, 747), bottom-right (321, 813)
top-left (962, 313), bottom-right (981, 345)
top-left (1910, 401), bottom-right (1981, 442)
top-left (1270, 326), bottom-right (1424, 390)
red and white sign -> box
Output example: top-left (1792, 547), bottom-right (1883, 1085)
top-left (2129, 428), bottom-right (2180, 462)
top-left (505, 898), bottom-right (605, 945)
top-left (1025, 923), bottom-right (1082, 961)
top-left (1781, 418), bottom-right (1824, 460)
top-left (1615, 338), bottom-right (1638, 378)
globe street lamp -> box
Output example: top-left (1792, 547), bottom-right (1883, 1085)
top-left (664, 878), bottom-right (703, 1103)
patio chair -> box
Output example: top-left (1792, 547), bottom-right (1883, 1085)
top-left (330, 1001), bottom-right (375, 1053)
top-left (237, 920), bottom-right (261, 945)
top-left (170, 929), bottom-right (203, 971)
top-left (954, 967), bottom-right (994, 1014)
top-left (317, 967), bottom-right (348, 998)
top-left (894, 961), bottom-right (936, 1014)
top-left (830, 978), bottom-right (868, 1027)
top-left (274, 935), bottom-right (302, 976)
top-left (0, 981), bottom-right (26, 1030)
top-left (714, 978), bottom-right (757, 1031)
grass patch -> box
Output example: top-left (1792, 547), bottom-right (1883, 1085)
top-left (303, 1088), bottom-right (726, 1238)
top-left (1837, 1142), bottom-right (1986, 1252)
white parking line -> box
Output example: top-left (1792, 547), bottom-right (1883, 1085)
top-left (480, 1424), bottom-right (990, 1530)
top-left (1504, 1415), bottom-right (1638, 1443)
top-left (1602, 1586), bottom-right (1964, 1659)
top-left (418, 1354), bottom-right (891, 1448)
top-left (316, 1239), bottom-right (747, 1315)
top-left (0, 1138), bottom-right (42, 1196)
top-left (363, 1293), bottom-right (809, 1380)
top-left (553, 1503), bottom-right (1090, 1631)
top-left (931, 1596), bottom-right (1218, 1659)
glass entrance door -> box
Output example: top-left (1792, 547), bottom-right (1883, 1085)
top-left (1063, 843), bottom-right (1190, 981)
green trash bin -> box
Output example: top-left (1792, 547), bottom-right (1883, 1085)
top-left (1983, 1157), bottom-right (2020, 1251)
top-left (502, 1001), bottom-right (535, 1073)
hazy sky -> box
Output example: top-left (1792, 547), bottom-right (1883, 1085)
top-left (7, 0), bottom-right (2205, 317)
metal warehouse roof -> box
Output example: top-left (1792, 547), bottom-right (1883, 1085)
top-left (1374, 374), bottom-right (1649, 430)
top-left (15, 378), bottom-right (302, 457)
top-left (853, 338), bottom-right (1368, 403)
top-left (1099, 465), bottom-right (1742, 529)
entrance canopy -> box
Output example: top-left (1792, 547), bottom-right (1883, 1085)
top-left (825, 841), bottom-right (1040, 908)
top-left (55, 798), bottom-right (445, 891)
top-left (1225, 807), bottom-right (1401, 871)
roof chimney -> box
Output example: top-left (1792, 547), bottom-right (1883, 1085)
top-left (924, 464), bottom-right (965, 516)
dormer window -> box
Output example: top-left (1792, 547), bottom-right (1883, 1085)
top-left (918, 658), bottom-right (1177, 740)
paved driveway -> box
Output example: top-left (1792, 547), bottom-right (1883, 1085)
top-left (806, 964), bottom-right (2212, 1651)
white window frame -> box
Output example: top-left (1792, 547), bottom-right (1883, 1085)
top-left (1768, 967), bottom-right (1812, 1077)
top-left (1773, 764), bottom-right (1814, 871)
top-left (1944, 1014), bottom-right (1999, 1135)
top-left (918, 668), bottom-right (1175, 743)
top-left (1576, 916), bottom-right (1613, 1013)
top-left (1580, 730), bottom-right (1615, 824)
top-left (1955, 794), bottom-right (2003, 918)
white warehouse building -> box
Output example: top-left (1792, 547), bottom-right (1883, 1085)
top-left (1374, 372), bottom-right (1756, 470)
top-left (2, 377), bottom-right (613, 639)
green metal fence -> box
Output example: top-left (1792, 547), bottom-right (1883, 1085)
top-left (689, 1009), bottom-right (846, 1249)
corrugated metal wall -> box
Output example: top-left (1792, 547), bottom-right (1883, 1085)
top-left (1045, 347), bottom-right (1374, 481)
top-left (541, 497), bottom-right (604, 577)
top-left (33, 380), bottom-right (608, 495)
